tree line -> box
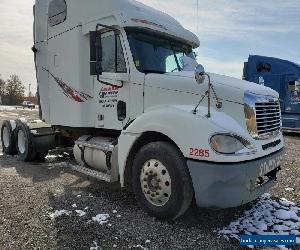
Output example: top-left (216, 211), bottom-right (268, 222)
top-left (0, 75), bottom-right (26, 105)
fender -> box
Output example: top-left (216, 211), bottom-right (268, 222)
top-left (117, 104), bottom-right (255, 186)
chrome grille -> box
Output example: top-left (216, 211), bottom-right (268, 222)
top-left (255, 101), bottom-right (281, 138)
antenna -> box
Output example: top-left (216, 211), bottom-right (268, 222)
top-left (196, 0), bottom-right (199, 34)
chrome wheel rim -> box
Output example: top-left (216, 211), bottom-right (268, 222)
top-left (140, 159), bottom-right (171, 207)
top-left (2, 127), bottom-right (10, 148)
top-left (17, 130), bottom-right (26, 154)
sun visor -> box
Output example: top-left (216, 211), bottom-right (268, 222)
top-left (120, 10), bottom-right (200, 48)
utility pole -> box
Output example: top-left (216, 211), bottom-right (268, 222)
top-left (29, 84), bottom-right (31, 97)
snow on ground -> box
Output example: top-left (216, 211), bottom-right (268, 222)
top-left (90, 241), bottom-right (100, 250)
top-left (45, 154), bottom-right (65, 160)
top-left (49, 210), bottom-right (72, 219)
top-left (47, 162), bottom-right (69, 169)
top-left (218, 194), bottom-right (300, 249)
top-left (285, 188), bottom-right (295, 192)
top-left (0, 105), bottom-right (39, 111)
top-left (75, 210), bottom-right (87, 217)
top-left (92, 214), bottom-right (110, 225)
top-left (0, 106), bottom-right (17, 111)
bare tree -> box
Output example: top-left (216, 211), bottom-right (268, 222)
top-left (0, 75), bottom-right (5, 105)
top-left (5, 75), bottom-right (25, 105)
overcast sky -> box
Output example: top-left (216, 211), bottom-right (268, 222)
top-left (0, 0), bottom-right (299, 94)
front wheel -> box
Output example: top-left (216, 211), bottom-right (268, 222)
top-left (132, 141), bottom-right (194, 220)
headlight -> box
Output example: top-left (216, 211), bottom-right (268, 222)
top-left (244, 92), bottom-right (258, 138)
top-left (210, 133), bottom-right (256, 155)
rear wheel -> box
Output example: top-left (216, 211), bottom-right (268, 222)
top-left (16, 122), bottom-right (36, 161)
top-left (132, 141), bottom-right (194, 220)
top-left (1, 120), bottom-right (17, 155)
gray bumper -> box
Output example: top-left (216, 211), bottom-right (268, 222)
top-left (187, 149), bottom-right (283, 209)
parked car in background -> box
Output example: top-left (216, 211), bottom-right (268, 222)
top-left (22, 101), bottom-right (35, 109)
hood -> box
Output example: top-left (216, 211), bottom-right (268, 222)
top-left (144, 70), bottom-right (279, 109)
top-left (167, 71), bottom-right (279, 99)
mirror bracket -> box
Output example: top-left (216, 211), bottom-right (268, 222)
top-left (193, 64), bottom-right (222, 116)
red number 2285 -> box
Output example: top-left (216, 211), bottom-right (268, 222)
top-left (189, 148), bottom-right (210, 158)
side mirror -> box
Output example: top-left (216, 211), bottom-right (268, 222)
top-left (195, 64), bottom-right (206, 84)
top-left (95, 31), bottom-right (103, 76)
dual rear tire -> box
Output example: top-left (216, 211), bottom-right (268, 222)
top-left (1, 120), bottom-right (46, 161)
top-left (1, 120), bottom-right (18, 155)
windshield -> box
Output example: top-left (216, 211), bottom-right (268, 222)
top-left (126, 29), bottom-right (195, 74)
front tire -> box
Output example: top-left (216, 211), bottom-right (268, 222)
top-left (132, 141), bottom-right (194, 220)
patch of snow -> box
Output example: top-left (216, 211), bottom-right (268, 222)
top-left (46, 154), bottom-right (64, 160)
top-left (279, 198), bottom-right (295, 207)
top-left (218, 194), bottom-right (300, 249)
top-left (30, 130), bottom-right (38, 135)
top-left (134, 245), bottom-right (148, 250)
top-left (77, 194), bottom-right (82, 198)
top-left (84, 207), bottom-right (89, 210)
top-left (90, 241), bottom-right (100, 250)
top-left (47, 162), bottom-right (69, 168)
top-left (92, 213), bottom-right (110, 225)
top-left (274, 209), bottom-right (298, 221)
top-left (145, 240), bottom-right (151, 244)
top-left (0, 105), bottom-right (17, 111)
top-left (72, 204), bottom-right (77, 208)
top-left (49, 210), bottom-right (72, 219)
top-left (285, 188), bottom-right (294, 192)
top-left (291, 230), bottom-right (300, 235)
top-left (113, 244), bottom-right (117, 248)
top-left (112, 210), bottom-right (117, 214)
top-left (75, 210), bottom-right (86, 217)
top-left (116, 214), bottom-right (121, 218)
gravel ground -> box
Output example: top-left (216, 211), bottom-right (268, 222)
top-left (0, 107), bottom-right (299, 250)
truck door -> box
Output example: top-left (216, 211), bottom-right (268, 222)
top-left (284, 76), bottom-right (300, 114)
top-left (91, 31), bottom-right (131, 130)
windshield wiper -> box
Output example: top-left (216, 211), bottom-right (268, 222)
top-left (143, 69), bottom-right (166, 74)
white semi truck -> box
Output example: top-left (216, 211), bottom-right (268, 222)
top-left (1, 0), bottom-right (284, 219)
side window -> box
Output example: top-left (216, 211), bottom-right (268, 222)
top-left (48, 0), bottom-right (67, 27)
top-left (165, 52), bottom-right (184, 73)
top-left (288, 80), bottom-right (300, 95)
top-left (102, 35), bottom-right (127, 73)
top-left (165, 55), bottom-right (179, 73)
top-left (257, 62), bottom-right (271, 73)
top-left (90, 32), bottom-right (127, 75)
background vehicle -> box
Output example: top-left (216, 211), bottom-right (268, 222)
top-left (22, 101), bottom-right (35, 109)
top-left (1, 0), bottom-right (284, 220)
top-left (244, 55), bottom-right (300, 132)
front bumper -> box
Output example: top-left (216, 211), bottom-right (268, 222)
top-left (187, 149), bottom-right (283, 209)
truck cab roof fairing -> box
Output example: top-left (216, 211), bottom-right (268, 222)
top-left (38, 0), bottom-right (200, 48)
